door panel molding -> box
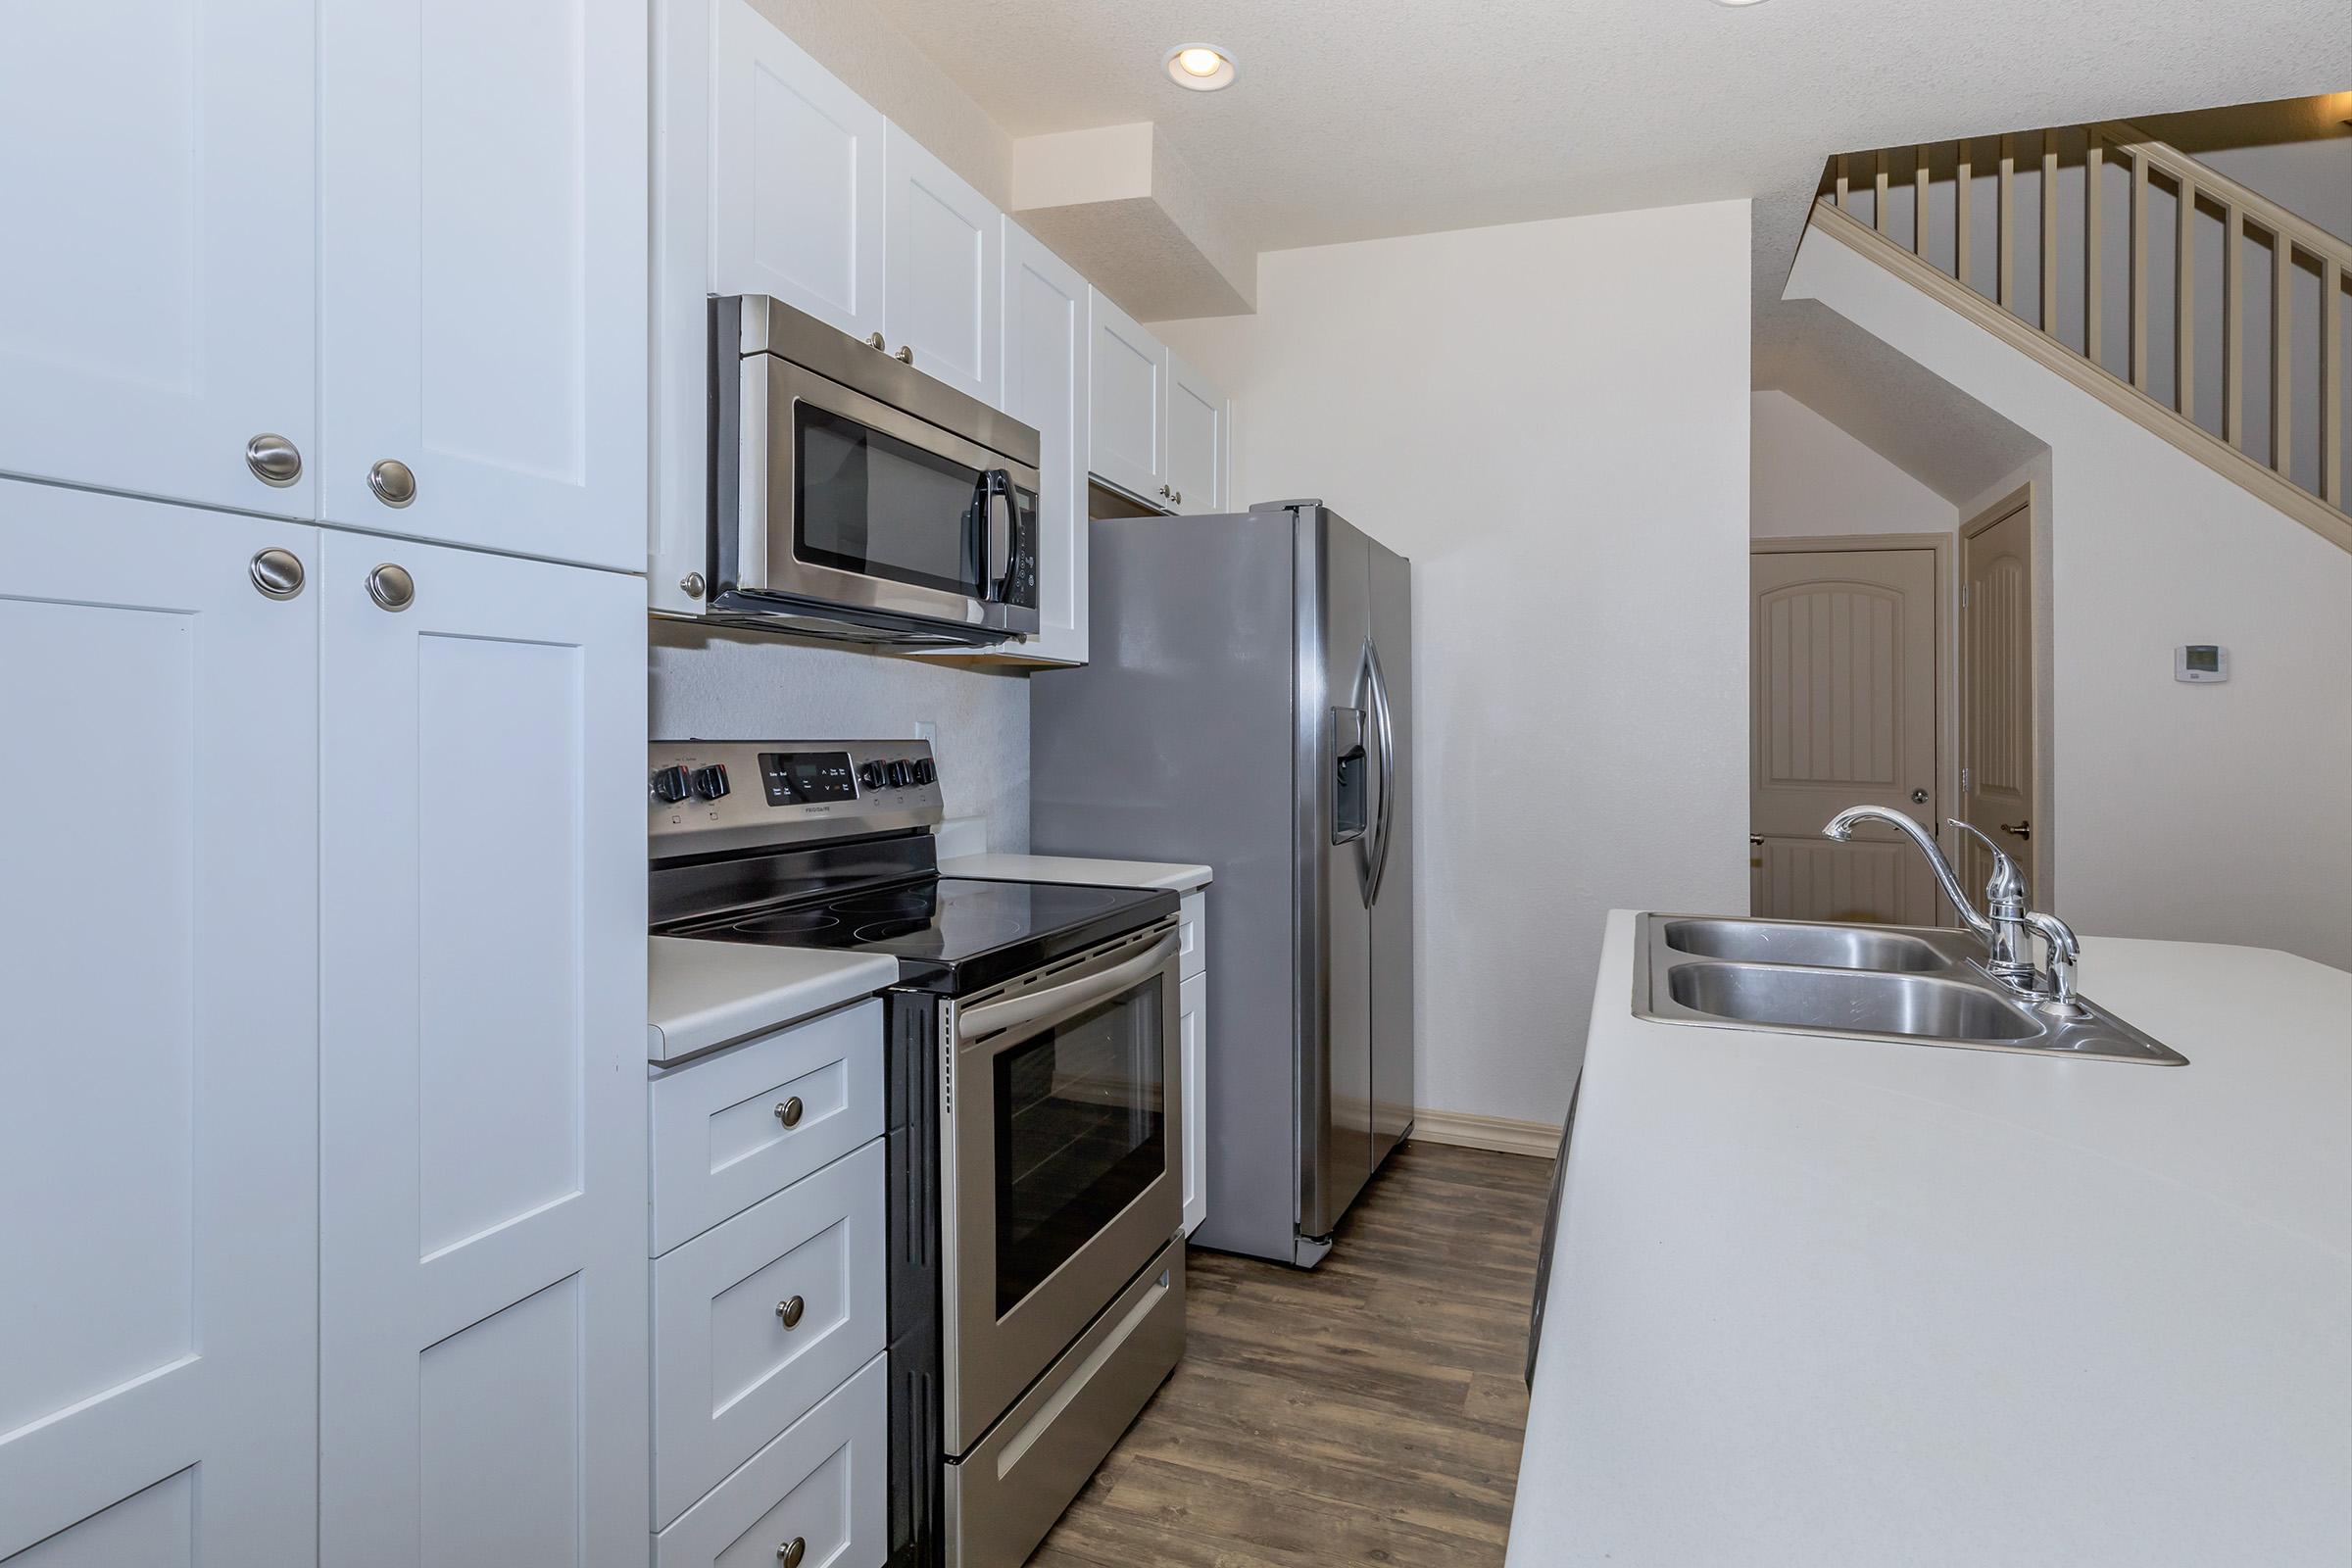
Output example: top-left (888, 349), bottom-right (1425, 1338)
top-left (1749, 540), bottom-right (1947, 930)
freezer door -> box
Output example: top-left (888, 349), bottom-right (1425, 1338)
top-left (1298, 508), bottom-right (1377, 1241)
top-left (1367, 536), bottom-right (1415, 1163)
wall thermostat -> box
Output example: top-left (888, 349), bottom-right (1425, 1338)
top-left (2175, 644), bottom-right (2229, 683)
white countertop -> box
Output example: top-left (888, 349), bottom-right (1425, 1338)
top-left (646, 937), bottom-right (898, 1065)
top-left (938, 853), bottom-right (1212, 893)
top-left (1510, 910), bottom-right (2352, 1566)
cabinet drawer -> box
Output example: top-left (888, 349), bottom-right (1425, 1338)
top-left (652, 999), bottom-right (882, 1254)
top-left (653, 1142), bottom-right (887, 1527)
top-left (655, 1352), bottom-right (887, 1568)
top-left (1178, 890), bottom-right (1206, 981)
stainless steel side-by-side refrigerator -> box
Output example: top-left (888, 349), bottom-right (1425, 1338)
top-left (1030, 499), bottom-right (1413, 1267)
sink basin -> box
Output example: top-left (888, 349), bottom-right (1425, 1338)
top-left (1631, 913), bottom-right (2187, 1064)
top-left (1666, 961), bottom-right (2042, 1040)
top-left (1661, 918), bottom-right (1953, 973)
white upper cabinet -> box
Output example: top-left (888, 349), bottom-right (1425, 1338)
top-left (0, 485), bottom-right (319, 1563)
top-left (710, 0), bottom-right (886, 345)
top-left (999, 220), bottom-right (1091, 665)
top-left (1088, 288), bottom-right (1166, 504)
top-left (884, 124), bottom-right (1003, 403)
top-left (1164, 349), bottom-right (1230, 515)
top-left (317, 533), bottom-right (648, 1568)
top-left (0, 0), bottom-right (318, 518)
top-left (318, 0), bottom-right (647, 571)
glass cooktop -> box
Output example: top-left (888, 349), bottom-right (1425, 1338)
top-left (665, 876), bottom-right (1175, 995)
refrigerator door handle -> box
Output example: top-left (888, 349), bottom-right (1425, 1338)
top-left (1365, 638), bottom-right (1396, 906)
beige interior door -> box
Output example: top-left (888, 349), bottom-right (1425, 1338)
top-left (1751, 546), bottom-right (1940, 924)
top-left (1959, 504), bottom-right (2035, 898)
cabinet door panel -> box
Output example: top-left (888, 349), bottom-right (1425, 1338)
top-left (0, 485), bottom-right (317, 1561)
top-left (0, 0), bottom-right (315, 516)
top-left (884, 124), bottom-right (1002, 404)
top-left (994, 221), bottom-right (1090, 664)
top-left (1164, 351), bottom-right (1229, 514)
top-left (710, 0), bottom-right (886, 344)
top-left (318, 533), bottom-right (646, 1568)
top-left (1088, 289), bottom-right (1164, 503)
top-left (319, 0), bottom-right (646, 568)
top-left (1179, 973), bottom-right (1209, 1237)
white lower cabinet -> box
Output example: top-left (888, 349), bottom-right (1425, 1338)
top-left (0, 484), bottom-right (319, 1563)
top-left (0, 486), bottom-right (651, 1566)
top-left (317, 531), bottom-right (649, 1567)
top-left (652, 1143), bottom-right (888, 1526)
top-left (647, 1001), bottom-right (891, 1565)
top-left (654, 1355), bottom-right (889, 1568)
top-left (1178, 888), bottom-right (1210, 1237)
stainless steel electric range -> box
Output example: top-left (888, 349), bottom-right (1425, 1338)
top-left (649, 739), bottom-right (1187, 1568)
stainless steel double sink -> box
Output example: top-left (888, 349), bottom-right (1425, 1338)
top-left (1633, 915), bottom-right (2186, 1064)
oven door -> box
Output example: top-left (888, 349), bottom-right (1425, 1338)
top-left (721, 354), bottom-right (1042, 642)
top-left (940, 919), bottom-right (1182, 1455)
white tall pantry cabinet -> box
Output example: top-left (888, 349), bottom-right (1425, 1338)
top-left (0, 0), bottom-right (651, 1560)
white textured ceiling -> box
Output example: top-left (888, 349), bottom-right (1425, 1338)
top-left (870, 0), bottom-right (2352, 369)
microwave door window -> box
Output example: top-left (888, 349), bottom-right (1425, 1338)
top-left (994, 978), bottom-right (1167, 1318)
top-left (796, 404), bottom-right (986, 595)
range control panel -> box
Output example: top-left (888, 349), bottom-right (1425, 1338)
top-left (648, 738), bottom-right (942, 853)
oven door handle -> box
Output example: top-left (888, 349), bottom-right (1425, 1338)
top-left (955, 933), bottom-right (1179, 1047)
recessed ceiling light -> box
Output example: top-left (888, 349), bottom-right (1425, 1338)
top-left (1164, 43), bottom-right (1236, 92)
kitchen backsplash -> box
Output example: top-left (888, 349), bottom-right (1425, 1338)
top-left (650, 622), bottom-right (1030, 853)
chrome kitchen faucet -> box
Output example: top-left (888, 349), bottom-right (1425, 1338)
top-left (1823, 806), bottom-right (2085, 1015)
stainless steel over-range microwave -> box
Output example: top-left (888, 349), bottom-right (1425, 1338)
top-left (706, 294), bottom-right (1043, 647)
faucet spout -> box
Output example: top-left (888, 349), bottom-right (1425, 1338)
top-left (1822, 805), bottom-right (1993, 941)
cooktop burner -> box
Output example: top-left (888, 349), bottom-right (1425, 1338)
top-left (667, 875), bottom-right (1171, 995)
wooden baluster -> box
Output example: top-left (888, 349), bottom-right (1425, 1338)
top-left (2176, 172), bottom-right (2196, 424)
top-left (2040, 132), bottom-right (2059, 338)
top-left (1835, 153), bottom-right (1850, 209)
top-left (1955, 140), bottom-right (1974, 288)
top-left (2225, 206), bottom-right (2245, 447)
top-left (1997, 135), bottom-right (2016, 312)
top-left (1914, 144), bottom-right (1930, 259)
top-left (2324, 258), bottom-right (2344, 506)
top-left (2273, 231), bottom-right (2294, 476)
top-left (2131, 149), bottom-right (2150, 391)
top-left (2085, 133), bottom-right (2104, 365)
top-left (1875, 149), bottom-right (1889, 236)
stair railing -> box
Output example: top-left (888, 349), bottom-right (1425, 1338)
top-left (1812, 122), bottom-right (2349, 544)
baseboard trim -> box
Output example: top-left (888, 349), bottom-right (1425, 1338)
top-left (1408, 1108), bottom-right (1561, 1159)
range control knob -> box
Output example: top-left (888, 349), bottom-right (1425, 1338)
top-left (650, 765), bottom-right (691, 805)
top-left (886, 760), bottom-right (913, 788)
top-left (690, 763), bottom-right (730, 802)
top-left (912, 759), bottom-right (937, 786)
top-left (858, 760), bottom-right (886, 790)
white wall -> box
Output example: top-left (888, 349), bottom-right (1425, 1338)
top-left (1790, 227), bottom-right (2352, 970)
top-left (1159, 199), bottom-right (1753, 1126)
top-left (649, 625), bottom-right (1030, 852)
top-left (1751, 389), bottom-right (1958, 537)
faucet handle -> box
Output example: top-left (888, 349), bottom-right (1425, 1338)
top-left (1947, 819), bottom-right (2028, 908)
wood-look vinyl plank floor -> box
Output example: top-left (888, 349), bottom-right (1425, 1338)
top-left (1027, 1141), bottom-right (1552, 1567)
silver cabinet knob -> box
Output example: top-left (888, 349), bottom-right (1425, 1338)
top-left (776, 1539), bottom-right (806, 1568)
top-left (864, 331), bottom-right (886, 351)
top-left (368, 458), bottom-right (416, 508)
top-left (1156, 485), bottom-right (1172, 500)
top-left (246, 433), bottom-right (303, 487)
top-left (367, 564), bottom-right (416, 612)
top-left (1173, 489), bottom-right (1184, 505)
top-left (894, 345), bottom-right (913, 365)
top-left (774, 1296), bottom-right (805, 1329)
top-left (250, 548), bottom-right (306, 600)
top-left (774, 1097), bottom-right (804, 1129)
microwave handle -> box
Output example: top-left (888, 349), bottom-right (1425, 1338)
top-left (981, 468), bottom-right (1015, 599)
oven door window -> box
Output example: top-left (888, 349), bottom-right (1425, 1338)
top-left (994, 975), bottom-right (1166, 1318)
top-left (795, 403), bottom-right (987, 597)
